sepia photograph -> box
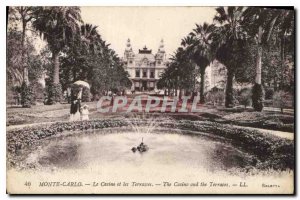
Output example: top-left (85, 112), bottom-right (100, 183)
top-left (6, 6), bottom-right (295, 194)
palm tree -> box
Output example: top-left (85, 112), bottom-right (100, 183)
top-left (182, 22), bottom-right (215, 103)
top-left (68, 23), bottom-right (101, 83)
top-left (80, 23), bottom-right (101, 54)
top-left (157, 61), bottom-right (177, 96)
top-left (32, 7), bottom-right (82, 103)
top-left (181, 35), bottom-right (198, 97)
top-left (212, 6), bottom-right (248, 108)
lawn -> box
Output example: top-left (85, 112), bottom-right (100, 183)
top-left (7, 96), bottom-right (294, 133)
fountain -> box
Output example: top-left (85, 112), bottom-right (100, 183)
top-left (131, 137), bottom-right (149, 153)
top-left (7, 113), bottom-right (293, 177)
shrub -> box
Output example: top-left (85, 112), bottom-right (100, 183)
top-left (20, 82), bottom-right (33, 108)
top-left (238, 88), bottom-right (252, 108)
top-left (205, 88), bottom-right (225, 106)
top-left (82, 87), bottom-right (91, 102)
top-left (31, 82), bottom-right (45, 104)
top-left (45, 81), bottom-right (62, 105)
top-left (252, 83), bottom-right (264, 111)
top-left (265, 87), bottom-right (274, 100)
top-left (273, 90), bottom-right (289, 113)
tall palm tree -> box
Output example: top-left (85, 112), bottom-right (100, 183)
top-left (32, 7), bottom-right (82, 91)
top-left (212, 6), bottom-right (248, 108)
top-left (187, 22), bottom-right (215, 103)
top-left (80, 23), bottom-right (101, 54)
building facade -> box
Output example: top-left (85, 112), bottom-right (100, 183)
top-left (122, 39), bottom-right (168, 91)
top-left (209, 60), bottom-right (227, 89)
top-left (205, 59), bottom-right (251, 92)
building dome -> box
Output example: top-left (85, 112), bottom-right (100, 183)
top-left (126, 38), bottom-right (132, 51)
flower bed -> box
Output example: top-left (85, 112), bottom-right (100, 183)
top-left (7, 119), bottom-right (294, 170)
top-left (222, 112), bottom-right (294, 133)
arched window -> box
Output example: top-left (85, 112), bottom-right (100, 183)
top-left (135, 69), bottom-right (140, 77)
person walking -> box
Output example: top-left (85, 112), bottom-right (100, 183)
top-left (69, 87), bottom-right (83, 121)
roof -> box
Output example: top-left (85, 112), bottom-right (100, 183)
top-left (138, 46), bottom-right (152, 54)
top-left (134, 53), bottom-right (155, 62)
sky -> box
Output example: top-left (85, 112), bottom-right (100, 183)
top-left (80, 7), bottom-right (216, 59)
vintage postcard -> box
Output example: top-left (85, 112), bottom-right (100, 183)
top-left (6, 6), bottom-right (294, 194)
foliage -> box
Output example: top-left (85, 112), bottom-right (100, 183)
top-left (7, 29), bottom-right (24, 86)
top-left (159, 23), bottom-right (216, 102)
top-left (30, 7), bottom-right (82, 105)
top-left (8, 7), bottom-right (37, 85)
top-left (222, 111), bottom-right (294, 132)
top-left (212, 7), bottom-right (253, 107)
top-left (30, 82), bottom-right (45, 104)
top-left (32, 7), bottom-right (82, 56)
top-left (183, 23), bottom-right (216, 103)
top-left (7, 6), bottom-right (294, 112)
top-left (82, 87), bottom-right (91, 102)
top-left (205, 87), bottom-right (225, 106)
top-left (60, 23), bottom-right (132, 97)
top-left (7, 28), bottom-right (38, 86)
top-left (252, 83), bottom-right (264, 111)
top-left (243, 7), bottom-right (295, 111)
top-left (264, 87), bottom-right (274, 100)
top-left (238, 88), bottom-right (252, 108)
top-left (45, 80), bottom-right (62, 105)
top-left (160, 7), bottom-right (294, 111)
top-left (20, 82), bottom-right (33, 108)
top-left (273, 90), bottom-right (289, 113)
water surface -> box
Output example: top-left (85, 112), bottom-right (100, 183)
top-left (22, 128), bottom-right (255, 172)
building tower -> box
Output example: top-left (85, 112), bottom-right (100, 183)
top-left (124, 38), bottom-right (134, 63)
top-left (155, 39), bottom-right (166, 63)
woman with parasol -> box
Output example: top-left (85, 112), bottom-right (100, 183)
top-left (69, 80), bottom-right (90, 121)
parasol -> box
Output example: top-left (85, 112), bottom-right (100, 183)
top-left (73, 80), bottom-right (90, 89)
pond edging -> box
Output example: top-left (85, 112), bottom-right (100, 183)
top-left (7, 119), bottom-right (294, 170)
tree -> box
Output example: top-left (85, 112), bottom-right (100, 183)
top-left (80, 23), bottom-right (102, 54)
top-left (273, 9), bottom-right (294, 92)
top-left (8, 7), bottom-right (35, 85)
top-left (238, 88), bottom-right (252, 108)
top-left (181, 23), bottom-right (215, 103)
top-left (6, 27), bottom-right (42, 107)
top-left (60, 23), bottom-right (101, 89)
top-left (7, 29), bottom-right (24, 87)
top-left (273, 90), bottom-right (289, 113)
top-left (59, 23), bottom-right (131, 97)
top-left (212, 6), bottom-right (249, 108)
top-left (243, 7), bottom-right (294, 111)
top-left (32, 6), bottom-right (82, 104)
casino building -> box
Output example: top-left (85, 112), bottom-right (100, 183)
top-left (122, 39), bottom-right (168, 91)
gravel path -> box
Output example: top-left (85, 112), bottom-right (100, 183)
top-left (6, 121), bottom-right (59, 131)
